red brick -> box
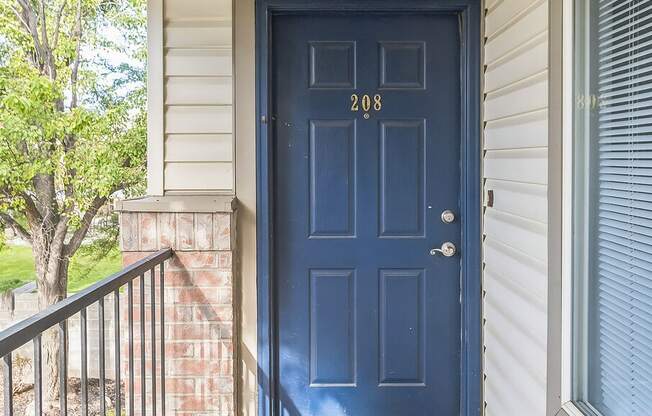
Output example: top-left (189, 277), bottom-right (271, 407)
top-left (176, 213), bottom-right (195, 250)
top-left (177, 396), bottom-right (214, 412)
top-left (213, 213), bottom-right (231, 250)
top-left (164, 270), bottom-right (193, 287)
top-left (121, 252), bottom-right (148, 267)
top-left (139, 212), bottom-right (158, 250)
top-left (195, 213), bottom-right (214, 250)
top-left (171, 322), bottom-right (221, 340)
top-left (192, 270), bottom-right (231, 287)
top-left (205, 341), bottom-right (233, 360)
top-left (120, 212), bottom-right (139, 251)
top-left (165, 342), bottom-right (196, 358)
top-left (173, 287), bottom-right (220, 304)
top-left (169, 358), bottom-right (218, 377)
top-left (168, 305), bottom-right (194, 321)
top-left (170, 252), bottom-right (217, 270)
top-left (194, 305), bottom-right (232, 321)
top-left (217, 287), bottom-right (233, 304)
top-left (207, 377), bottom-right (234, 394)
top-left (166, 377), bottom-right (196, 394)
top-left (158, 212), bottom-right (176, 248)
top-left (218, 252), bottom-right (232, 268)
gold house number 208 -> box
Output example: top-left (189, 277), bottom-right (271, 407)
top-left (351, 94), bottom-right (382, 112)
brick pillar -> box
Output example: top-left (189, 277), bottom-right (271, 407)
top-left (118, 205), bottom-right (235, 416)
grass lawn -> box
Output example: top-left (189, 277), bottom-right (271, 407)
top-left (0, 245), bottom-right (122, 293)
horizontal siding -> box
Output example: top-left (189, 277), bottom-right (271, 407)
top-left (484, 109), bottom-right (548, 150)
top-left (165, 162), bottom-right (233, 191)
top-left (484, 179), bottom-right (547, 223)
top-left (485, 0), bottom-right (547, 65)
top-left (484, 210), bottom-right (547, 263)
top-left (485, 0), bottom-right (541, 39)
top-left (484, 74), bottom-right (548, 121)
top-left (165, 0), bottom-right (231, 21)
top-left (166, 77), bottom-right (232, 105)
top-left (484, 285), bottom-right (546, 377)
top-left (163, 0), bottom-right (233, 193)
top-left (165, 21), bottom-right (232, 48)
top-left (483, 0), bottom-right (549, 415)
top-left (484, 318), bottom-right (546, 412)
top-left (484, 148), bottom-right (548, 185)
top-left (484, 238), bottom-right (547, 304)
top-left (485, 36), bottom-right (547, 92)
top-left (165, 49), bottom-right (232, 77)
top-left (165, 106), bottom-right (232, 134)
top-left (165, 134), bottom-right (233, 162)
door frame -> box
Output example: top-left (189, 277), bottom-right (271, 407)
top-left (255, 2), bottom-right (482, 415)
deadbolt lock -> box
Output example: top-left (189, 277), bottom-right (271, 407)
top-left (441, 210), bottom-right (456, 224)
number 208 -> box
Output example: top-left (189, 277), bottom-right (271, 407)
top-left (351, 94), bottom-right (382, 112)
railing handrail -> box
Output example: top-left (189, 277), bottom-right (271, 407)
top-left (0, 248), bottom-right (172, 357)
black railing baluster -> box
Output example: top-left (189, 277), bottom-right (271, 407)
top-left (140, 274), bottom-right (146, 415)
top-left (150, 268), bottom-right (156, 416)
top-left (33, 334), bottom-right (42, 416)
top-left (128, 280), bottom-right (135, 416)
top-left (0, 249), bottom-right (172, 416)
top-left (114, 289), bottom-right (121, 416)
top-left (3, 353), bottom-right (13, 416)
top-left (160, 262), bottom-right (166, 416)
top-left (81, 308), bottom-right (88, 416)
top-left (99, 298), bottom-right (106, 416)
top-left (59, 321), bottom-right (68, 415)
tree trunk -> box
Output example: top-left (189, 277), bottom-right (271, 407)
top-left (35, 246), bottom-right (69, 406)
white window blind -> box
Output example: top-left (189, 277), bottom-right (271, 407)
top-left (581, 1), bottom-right (652, 414)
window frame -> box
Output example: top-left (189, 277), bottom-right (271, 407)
top-left (549, 0), bottom-right (589, 414)
top-left (560, 0), bottom-right (595, 413)
top-left (560, 0), bottom-right (576, 407)
top-left (555, 1), bottom-right (652, 414)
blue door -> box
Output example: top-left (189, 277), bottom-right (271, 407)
top-left (273, 12), bottom-right (462, 415)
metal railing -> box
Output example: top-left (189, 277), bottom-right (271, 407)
top-left (0, 248), bottom-right (173, 416)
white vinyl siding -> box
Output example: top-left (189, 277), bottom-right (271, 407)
top-left (483, 0), bottom-right (549, 415)
top-left (163, 0), bottom-right (233, 193)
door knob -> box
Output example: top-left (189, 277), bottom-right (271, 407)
top-left (430, 242), bottom-right (457, 257)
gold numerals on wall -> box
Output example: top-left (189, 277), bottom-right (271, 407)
top-left (351, 93), bottom-right (382, 116)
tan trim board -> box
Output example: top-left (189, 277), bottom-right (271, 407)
top-left (546, 0), bottom-right (565, 414)
top-left (115, 195), bottom-right (236, 213)
top-left (147, 0), bottom-right (165, 195)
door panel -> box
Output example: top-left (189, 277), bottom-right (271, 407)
top-left (379, 268), bottom-right (426, 385)
top-left (309, 120), bottom-right (357, 237)
top-left (273, 12), bottom-right (462, 416)
top-left (379, 120), bottom-right (426, 237)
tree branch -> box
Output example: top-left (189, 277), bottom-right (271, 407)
top-left (52, 1), bottom-right (66, 51)
top-left (70, 0), bottom-right (83, 109)
top-left (10, 5), bottom-right (31, 33)
top-left (0, 213), bottom-right (32, 243)
top-left (21, 192), bottom-right (43, 225)
top-left (16, 0), bottom-right (45, 71)
top-left (38, 0), bottom-right (56, 80)
top-left (64, 196), bottom-right (107, 257)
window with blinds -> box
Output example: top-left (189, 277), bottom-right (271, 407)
top-left (573, 1), bottom-right (652, 415)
